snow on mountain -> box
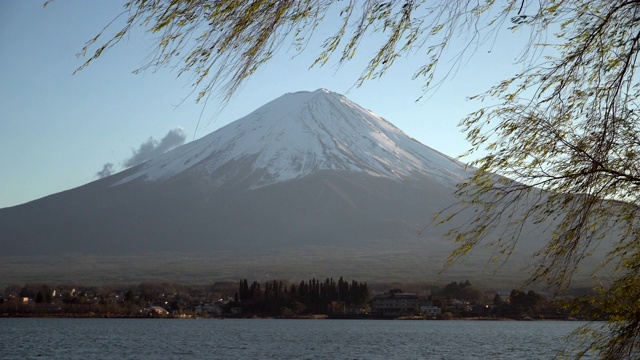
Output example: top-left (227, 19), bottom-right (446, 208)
top-left (0, 88), bottom-right (568, 286)
top-left (115, 89), bottom-right (470, 188)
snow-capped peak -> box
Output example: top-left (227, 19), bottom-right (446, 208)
top-left (114, 89), bottom-right (469, 188)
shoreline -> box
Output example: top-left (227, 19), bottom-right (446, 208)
top-left (0, 314), bottom-right (584, 321)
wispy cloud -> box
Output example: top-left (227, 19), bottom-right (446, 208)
top-left (95, 127), bottom-right (187, 179)
top-left (124, 127), bottom-right (186, 168)
top-left (96, 163), bottom-right (114, 179)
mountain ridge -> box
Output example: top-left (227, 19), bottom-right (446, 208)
top-left (113, 89), bottom-right (469, 189)
top-left (0, 89), bottom-right (561, 286)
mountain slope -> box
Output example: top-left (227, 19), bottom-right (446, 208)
top-left (114, 89), bottom-right (469, 189)
top-left (0, 89), bottom-right (559, 286)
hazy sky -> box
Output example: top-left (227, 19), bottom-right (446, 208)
top-left (1, 1), bottom-right (532, 208)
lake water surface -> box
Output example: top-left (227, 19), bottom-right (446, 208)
top-left (0, 318), bottom-right (593, 359)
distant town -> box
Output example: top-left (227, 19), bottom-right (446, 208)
top-left (0, 278), bottom-right (596, 320)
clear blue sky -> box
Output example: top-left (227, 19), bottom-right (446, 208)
top-left (1, 1), bottom-right (530, 208)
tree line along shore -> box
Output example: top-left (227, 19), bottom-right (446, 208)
top-left (0, 278), bottom-right (599, 320)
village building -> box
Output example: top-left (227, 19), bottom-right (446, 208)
top-left (419, 299), bottom-right (442, 317)
top-left (148, 306), bottom-right (170, 316)
top-left (194, 303), bottom-right (224, 316)
top-left (369, 290), bottom-right (419, 316)
top-left (420, 305), bottom-right (442, 317)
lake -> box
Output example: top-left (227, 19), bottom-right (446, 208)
top-left (0, 318), bottom-right (594, 359)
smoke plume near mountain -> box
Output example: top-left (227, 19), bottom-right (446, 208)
top-left (96, 163), bottom-right (114, 179)
top-left (124, 127), bottom-right (186, 168)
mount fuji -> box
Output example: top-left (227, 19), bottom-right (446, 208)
top-left (115, 88), bottom-right (469, 189)
top-left (0, 89), bottom-right (549, 285)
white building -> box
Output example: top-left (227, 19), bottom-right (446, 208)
top-left (370, 291), bottom-right (419, 316)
